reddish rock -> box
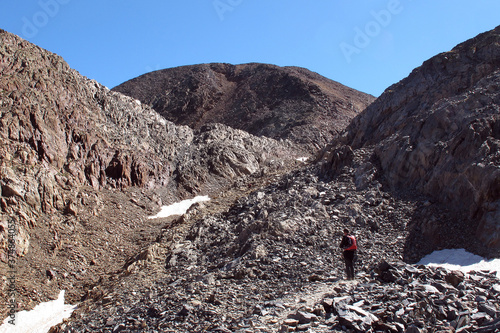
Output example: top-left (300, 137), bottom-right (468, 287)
top-left (113, 63), bottom-right (375, 153)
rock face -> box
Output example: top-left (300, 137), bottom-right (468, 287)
top-left (112, 63), bottom-right (375, 152)
top-left (320, 25), bottom-right (500, 251)
top-left (0, 29), bottom-right (300, 317)
top-left (0, 28), bottom-right (298, 236)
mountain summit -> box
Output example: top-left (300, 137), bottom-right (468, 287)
top-left (113, 63), bottom-right (375, 152)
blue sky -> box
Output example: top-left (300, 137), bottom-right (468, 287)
top-left (1, 1), bottom-right (499, 97)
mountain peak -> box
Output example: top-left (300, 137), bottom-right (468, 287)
top-left (113, 62), bottom-right (375, 152)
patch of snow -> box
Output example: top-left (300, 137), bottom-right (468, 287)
top-left (296, 157), bottom-right (309, 163)
top-left (0, 290), bottom-right (76, 333)
top-left (149, 195), bottom-right (210, 219)
top-left (417, 248), bottom-right (500, 278)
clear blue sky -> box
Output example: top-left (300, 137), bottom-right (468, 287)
top-left (1, 1), bottom-right (499, 97)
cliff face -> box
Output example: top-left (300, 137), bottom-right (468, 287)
top-left (320, 25), bottom-right (500, 250)
top-left (113, 63), bottom-right (375, 152)
top-left (0, 29), bottom-right (300, 313)
top-left (0, 29), bottom-right (300, 222)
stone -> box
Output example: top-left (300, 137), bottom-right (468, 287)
top-left (374, 260), bottom-right (393, 274)
top-left (147, 305), bottom-right (162, 318)
top-left (321, 298), bottom-right (334, 312)
top-left (374, 322), bottom-right (399, 333)
top-left (354, 162), bottom-right (377, 190)
top-left (288, 311), bottom-right (318, 324)
top-left (471, 312), bottom-right (489, 326)
top-left (445, 271), bottom-right (465, 287)
top-left (66, 201), bottom-right (79, 216)
top-left (420, 284), bottom-right (440, 293)
top-left (113, 324), bottom-right (126, 332)
top-left (475, 318), bottom-right (500, 333)
top-left (478, 303), bottom-right (499, 318)
top-left (405, 325), bottom-right (421, 333)
top-left (252, 305), bottom-right (268, 316)
top-left (346, 305), bottom-right (378, 326)
top-left (46, 269), bottom-right (56, 280)
top-left (177, 304), bottom-right (194, 317)
top-left (283, 318), bottom-right (299, 327)
top-left (308, 274), bottom-right (323, 282)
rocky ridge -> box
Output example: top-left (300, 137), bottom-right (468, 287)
top-left (112, 63), bottom-right (375, 152)
top-left (0, 29), bottom-right (301, 318)
top-left (319, 25), bottom-right (500, 252)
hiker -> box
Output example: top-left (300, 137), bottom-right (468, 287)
top-left (339, 228), bottom-right (357, 280)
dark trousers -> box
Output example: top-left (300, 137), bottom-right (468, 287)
top-left (343, 250), bottom-right (356, 279)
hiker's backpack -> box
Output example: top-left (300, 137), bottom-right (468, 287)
top-left (345, 235), bottom-right (357, 251)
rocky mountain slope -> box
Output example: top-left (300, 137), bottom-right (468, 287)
top-left (1, 24), bottom-right (499, 333)
top-left (60, 145), bottom-right (499, 332)
top-left (112, 63), bottom-right (375, 152)
top-left (0, 29), bottom-right (303, 319)
top-left (60, 26), bottom-right (500, 332)
top-left (319, 25), bottom-right (500, 253)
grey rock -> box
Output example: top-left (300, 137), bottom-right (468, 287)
top-left (492, 284), bottom-right (500, 293)
top-left (475, 318), bottom-right (500, 333)
top-left (177, 304), bottom-right (194, 317)
top-left (445, 271), bottom-right (465, 287)
top-left (319, 25), bottom-right (500, 253)
top-left (478, 303), bottom-right (499, 318)
top-left (46, 269), bottom-right (56, 280)
top-left (405, 325), bottom-right (421, 333)
top-left (288, 311), bottom-right (318, 324)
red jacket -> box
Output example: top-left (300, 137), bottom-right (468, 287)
top-left (340, 234), bottom-right (357, 251)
